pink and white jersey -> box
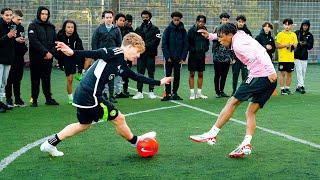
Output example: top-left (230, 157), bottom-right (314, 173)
top-left (209, 31), bottom-right (276, 77)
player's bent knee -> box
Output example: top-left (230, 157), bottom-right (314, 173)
top-left (228, 97), bottom-right (241, 106)
top-left (114, 113), bottom-right (125, 124)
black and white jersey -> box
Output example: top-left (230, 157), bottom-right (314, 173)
top-left (72, 48), bottom-right (161, 108)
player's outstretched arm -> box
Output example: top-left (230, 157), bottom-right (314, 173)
top-left (120, 64), bottom-right (172, 86)
top-left (56, 41), bottom-right (116, 63)
top-left (197, 29), bottom-right (217, 41)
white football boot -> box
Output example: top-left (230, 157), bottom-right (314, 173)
top-left (40, 140), bottom-right (64, 157)
top-left (229, 144), bottom-right (252, 158)
top-left (134, 131), bottom-right (157, 147)
top-left (189, 132), bottom-right (216, 145)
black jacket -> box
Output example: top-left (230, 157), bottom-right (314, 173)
top-left (28, 6), bottom-right (57, 62)
top-left (187, 25), bottom-right (209, 55)
top-left (212, 27), bottom-right (235, 63)
top-left (294, 20), bottom-right (314, 60)
top-left (91, 24), bottom-right (122, 50)
top-left (238, 24), bottom-right (252, 37)
top-left (0, 18), bottom-right (15, 65)
top-left (162, 21), bottom-right (188, 61)
top-left (120, 25), bottom-right (134, 39)
top-left (135, 21), bottom-right (161, 57)
top-left (14, 23), bottom-right (28, 58)
top-left (255, 29), bottom-right (276, 59)
top-left (57, 32), bottom-right (84, 65)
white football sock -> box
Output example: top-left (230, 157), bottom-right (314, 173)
top-left (190, 89), bottom-right (194, 94)
top-left (241, 135), bottom-right (252, 146)
top-left (68, 94), bottom-right (73, 100)
top-left (198, 89), bottom-right (202, 94)
top-left (208, 126), bottom-right (220, 137)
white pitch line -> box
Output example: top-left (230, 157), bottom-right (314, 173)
top-left (0, 105), bottom-right (181, 172)
top-left (129, 87), bottom-right (320, 149)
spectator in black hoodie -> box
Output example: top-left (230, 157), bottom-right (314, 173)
top-left (28, 6), bottom-right (59, 107)
top-left (57, 20), bottom-right (85, 104)
top-left (162, 11), bottom-right (188, 101)
top-left (187, 15), bottom-right (209, 100)
top-left (255, 22), bottom-right (276, 59)
top-left (5, 10), bottom-right (28, 108)
top-left (0, 8), bottom-right (15, 113)
top-left (133, 10), bottom-right (161, 100)
top-left (232, 15), bottom-right (250, 95)
top-left (294, 19), bottom-right (314, 94)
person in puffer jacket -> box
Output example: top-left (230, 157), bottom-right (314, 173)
top-left (161, 11), bottom-right (188, 101)
top-left (294, 19), bottom-right (314, 94)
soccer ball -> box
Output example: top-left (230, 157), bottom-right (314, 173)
top-left (136, 138), bottom-right (159, 158)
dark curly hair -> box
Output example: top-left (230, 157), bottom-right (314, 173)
top-left (171, 11), bottom-right (183, 19)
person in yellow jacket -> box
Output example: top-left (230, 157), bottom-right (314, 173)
top-left (275, 18), bottom-right (298, 95)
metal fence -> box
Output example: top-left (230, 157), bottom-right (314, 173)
top-left (1, 0), bottom-right (319, 63)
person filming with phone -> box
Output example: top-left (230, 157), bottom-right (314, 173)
top-left (0, 8), bottom-right (16, 113)
top-left (5, 10), bottom-right (28, 108)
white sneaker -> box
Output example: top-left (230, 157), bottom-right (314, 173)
top-left (189, 132), bottom-right (216, 145)
top-left (132, 92), bottom-right (144, 100)
top-left (189, 93), bottom-right (196, 100)
top-left (196, 93), bottom-right (208, 99)
top-left (148, 92), bottom-right (157, 99)
top-left (40, 140), bottom-right (64, 157)
top-left (134, 131), bottom-right (157, 147)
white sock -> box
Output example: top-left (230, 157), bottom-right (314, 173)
top-left (198, 89), bottom-right (202, 94)
top-left (281, 87), bottom-right (285, 90)
top-left (208, 126), bottom-right (220, 137)
top-left (241, 135), bottom-right (252, 146)
top-left (285, 86), bottom-right (290, 89)
top-left (190, 89), bottom-right (194, 94)
top-left (68, 94), bottom-right (73, 100)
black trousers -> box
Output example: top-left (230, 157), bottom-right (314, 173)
top-left (5, 56), bottom-right (24, 100)
top-left (122, 61), bottom-right (132, 93)
top-left (30, 60), bottom-right (53, 101)
top-left (165, 58), bottom-right (181, 95)
top-left (213, 61), bottom-right (230, 94)
top-left (232, 60), bottom-right (248, 94)
top-left (136, 54), bottom-right (155, 92)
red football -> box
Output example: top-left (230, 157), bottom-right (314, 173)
top-left (136, 138), bottom-right (159, 158)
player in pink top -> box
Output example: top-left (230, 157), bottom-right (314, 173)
top-left (190, 23), bottom-right (277, 158)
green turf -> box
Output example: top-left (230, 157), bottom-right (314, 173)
top-left (0, 64), bottom-right (320, 179)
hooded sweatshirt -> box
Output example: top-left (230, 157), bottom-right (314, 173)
top-left (28, 6), bottom-right (57, 62)
top-left (294, 19), bottom-right (314, 60)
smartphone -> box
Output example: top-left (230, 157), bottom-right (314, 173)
top-left (10, 24), bottom-right (17, 31)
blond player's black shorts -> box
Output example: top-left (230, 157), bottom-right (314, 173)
top-left (233, 76), bottom-right (277, 108)
top-left (76, 99), bottom-right (119, 124)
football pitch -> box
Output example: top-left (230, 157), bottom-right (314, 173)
top-left (1, 64), bottom-right (320, 179)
